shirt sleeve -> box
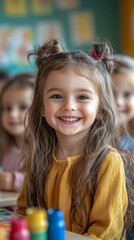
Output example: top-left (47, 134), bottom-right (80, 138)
top-left (84, 151), bottom-right (128, 240)
top-left (16, 177), bottom-right (28, 215)
top-left (13, 172), bottom-right (25, 192)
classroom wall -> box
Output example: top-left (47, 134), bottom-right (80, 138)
top-left (0, 0), bottom-right (120, 75)
top-left (121, 0), bottom-right (134, 57)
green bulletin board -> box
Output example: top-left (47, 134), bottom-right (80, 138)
top-left (0, 0), bottom-right (120, 75)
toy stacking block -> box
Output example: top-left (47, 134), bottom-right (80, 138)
top-left (26, 207), bottom-right (48, 240)
top-left (10, 217), bottom-right (30, 240)
top-left (47, 208), bottom-right (66, 240)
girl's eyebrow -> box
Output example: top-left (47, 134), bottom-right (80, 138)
top-left (78, 89), bottom-right (94, 95)
top-left (2, 100), bottom-right (29, 105)
top-left (47, 88), bottom-right (61, 93)
top-left (2, 102), bottom-right (10, 106)
top-left (47, 88), bottom-right (94, 95)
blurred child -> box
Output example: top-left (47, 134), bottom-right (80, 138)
top-left (111, 54), bottom-right (134, 240)
top-left (0, 71), bottom-right (10, 92)
top-left (17, 39), bottom-right (134, 240)
top-left (111, 55), bottom-right (134, 150)
top-left (0, 73), bottom-right (34, 192)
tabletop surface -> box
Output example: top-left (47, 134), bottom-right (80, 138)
top-left (0, 191), bottom-right (19, 207)
top-left (66, 231), bottom-right (95, 240)
top-left (0, 207), bottom-right (96, 240)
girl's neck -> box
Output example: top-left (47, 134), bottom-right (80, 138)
top-left (55, 134), bottom-right (85, 160)
top-left (14, 135), bottom-right (22, 148)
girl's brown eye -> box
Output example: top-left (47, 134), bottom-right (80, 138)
top-left (123, 92), bottom-right (131, 98)
top-left (19, 105), bottom-right (28, 111)
top-left (2, 106), bottom-right (11, 112)
top-left (51, 95), bottom-right (62, 99)
top-left (78, 95), bottom-right (88, 100)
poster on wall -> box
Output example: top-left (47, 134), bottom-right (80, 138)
top-left (4, 0), bottom-right (27, 16)
top-left (69, 11), bottom-right (95, 46)
top-left (36, 21), bottom-right (64, 45)
top-left (55, 0), bottom-right (79, 9)
top-left (32, 0), bottom-right (52, 15)
top-left (0, 26), bottom-right (10, 66)
top-left (0, 25), bottom-right (33, 66)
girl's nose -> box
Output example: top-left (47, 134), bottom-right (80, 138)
top-left (9, 108), bottom-right (19, 117)
top-left (62, 100), bottom-right (77, 111)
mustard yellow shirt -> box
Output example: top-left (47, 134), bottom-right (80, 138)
top-left (17, 150), bottom-right (128, 240)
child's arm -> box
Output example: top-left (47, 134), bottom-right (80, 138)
top-left (0, 172), bottom-right (15, 191)
top-left (84, 151), bottom-right (127, 240)
top-left (0, 171), bottom-right (24, 192)
top-left (13, 172), bottom-right (25, 192)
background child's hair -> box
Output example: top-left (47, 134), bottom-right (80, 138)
top-left (0, 70), bottom-right (10, 83)
top-left (112, 54), bottom-right (134, 74)
top-left (0, 72), bottom-right (35, 159)
top-left (23, 39), bottom-right (134, 233)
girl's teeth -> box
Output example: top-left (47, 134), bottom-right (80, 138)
top-left (61, 117), bottom-right (79, 122)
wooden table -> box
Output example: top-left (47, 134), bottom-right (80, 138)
top-left (0, 191), bottom-right (19, 207)
top-left (66, 231), bottom-right (95, 240)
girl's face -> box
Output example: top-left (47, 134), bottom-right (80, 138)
top-left (112, 71), bottom-right (134, 124)
top-left (42, 68), bottom-right (99, 138)
top-left (1, 87), bottom-right (33, 138)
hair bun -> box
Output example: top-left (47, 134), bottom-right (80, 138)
top-left (93, 42), bottom-right (113, 73)
top-left (28, 39), bottom-right (66, 69)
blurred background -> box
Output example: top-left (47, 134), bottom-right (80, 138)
top-left (0, 0), bottom-right (133, 75)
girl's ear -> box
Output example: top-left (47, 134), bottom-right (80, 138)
top-left (40, 106), bottom-right (45, 117)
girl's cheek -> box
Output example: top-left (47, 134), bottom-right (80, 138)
top-left (128, 105), bottom-right (134, 113)
top-left (1, 115), bottom-right (5, 126)
top-left (45, 108), bottom-right (54, 118)
top-left (22, 111), bottom-right (27, 120)
top-left (128, 98), bottom-right (134, 109)
top-left (45, 103), bottom-right (57, 115)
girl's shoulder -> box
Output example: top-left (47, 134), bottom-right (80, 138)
top-left (4, 144), bottom-right (20, 157)
top-left (105, 145), bottom-right (123, 165)
top-left (97, 147), bottom-right (124, 182)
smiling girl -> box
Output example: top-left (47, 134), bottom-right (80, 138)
top-left (17, 39), bottom-right (134, 240)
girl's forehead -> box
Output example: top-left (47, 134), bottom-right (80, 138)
top-left (43, 66), bottom-right (101, 96)
top-left (45, 65), bottom-right (98, 83)
top-left (112, 71), bottom-right (134, 87)
top-left (3, 85), bottom-right (32, 92)
top-left (2, 86), bottom-right (32, 100)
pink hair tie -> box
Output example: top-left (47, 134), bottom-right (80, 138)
top-left (46, 53), bottom-right (52, 59)
top-left (92, 49), bottom-right (104, 60)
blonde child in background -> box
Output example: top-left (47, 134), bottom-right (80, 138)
top-left (0, 73), bottom-right (34, 192)
top-left (111, 54), bottom-right (134, 240)
top-left (17, 39), bottom-right (134, 240)
top-left (111, 54), bottom-right (134, 151)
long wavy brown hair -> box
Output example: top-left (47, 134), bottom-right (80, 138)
top-left (22, 39), bottom-right (134, 236)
